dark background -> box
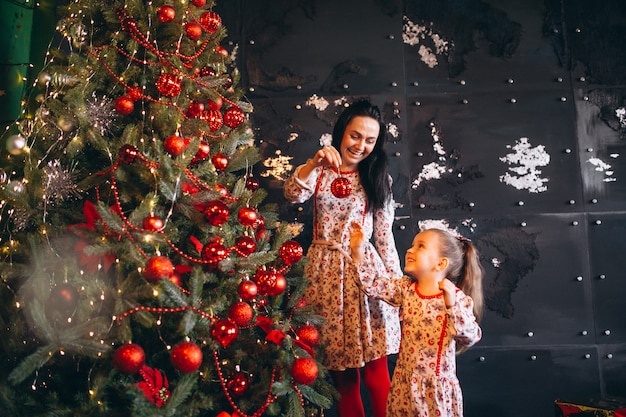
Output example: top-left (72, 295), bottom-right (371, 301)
top-left (213, 0), bottom-right (626, 416)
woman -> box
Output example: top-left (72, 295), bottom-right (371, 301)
top-left (284, 100), bottom-right (402, 417)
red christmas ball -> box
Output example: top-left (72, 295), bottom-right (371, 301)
top-left (245, 176), bottom-right (260, 191)
top-left (198, 66), bottom-right (216, 77)
top-left (207, 97), bottom-right (223, 111)
top-left (169, 272), bottom-right (183, 287)
top-left (114, 96), bottom-right (134, 115)
top-left (156, 5), bottom-right (176, 23)
top-left (291, 357), bottom-right (318, 385)
top-left (143, 256), bottom-right (174, 282)
top-left (186, 101), bottom-right (205, 118)
top-left (163, 134), bottom-right (190, 157)
top-left (204, 109), bottom-right (223, 132)
top-left (296, 324), bottom-right (320, 347)
top-left (118, 144), bottom-right (140, 164)
top-left (190, 141), bottom-right (210, 164)
top-left (268, 273), bottom-right (287, 296)
top-left (191, 0), bottom-right (206, 7)
top-left (49, 283), bottom-right (79, 313)
top-left (156, 73), bottom-right (182, 97)
top-left (216, 45), bottom-right (229, 57)
top-left (201, 240), bottom-right (229, 265)
top-left (142, 214), bottom-right (164, 231)
top-left (234, 235), bottom-right (256, 257)
top-left (330, 177), bottom-right (352, 198)
top-left (223, 106), bottom-right (245, 129)
top-left (237, 280), bottom-right (258, 300)
top-left (113, 343), bottom-right (145, 374)
top-left (237, 207), bottom-right (258, 227)
top-left (214, 183), bottom-right (231, 198)
top-left (223, 74), bottom-right (233, 89)
top-left (253, 269), bottom-right (281, 296)
top-left (212, 153), bottom-right (229, 171)
top-left (199, 11), bottom-right (221, 33)
top-left (216, 413), bottom-right (231, 417)
top-left (227, 371), bottom-right (250, 396)
top-left (203, 200), bottom-right (229, 226)
top-left (211, 319), bottom-right (239, 348)
top-left (278, 240), bottom-right (304, 265)
top-left (228, 301), bottom-right (253, 326)
top-left (170, 341), bottom-right (203, 373)
top-left (185, 22), bottom-right (203, 40)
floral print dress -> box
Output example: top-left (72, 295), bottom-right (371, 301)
top-left (283, 165), bottom-right (402, 370)
top-left (357, 274), bottom-right (482, 417)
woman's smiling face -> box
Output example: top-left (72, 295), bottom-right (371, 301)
top-left (339, 115), bottom-right (380, 171)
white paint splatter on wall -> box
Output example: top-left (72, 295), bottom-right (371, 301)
top-left (499, 137), bottom-right (550, 193)
top-left (588, 156), bottom-right (617, 182)
top-left (261, 150), bottom-right (293, 180)
top-left (288, 133), bottom-right (299, 143)
top-left (319, 133), bottom-right (332, 147)
top-left (616, 107), bottom-right (626, 128)
top-left (402, 16), bottom-right (449, 68)
top-left (305, 94), bottom-right (329, 111)
top-left (412, 121), bottom-right (450, 188)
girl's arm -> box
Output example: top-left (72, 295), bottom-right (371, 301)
top-left (447, 290), bottom-right (482, 348)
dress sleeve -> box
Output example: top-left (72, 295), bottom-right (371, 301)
top-left (355, 272), bottom-right (410, 307)
top-left (447, 290), bottom-right (482, 348)
top-left (372, 191), bottom-right (403, 277)
top-left (283, 164), bottom-right (319, 204)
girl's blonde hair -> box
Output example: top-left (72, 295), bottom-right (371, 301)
top-left (429, 228), bottom-right (484, 322)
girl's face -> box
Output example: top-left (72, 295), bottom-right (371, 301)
top-left (339, 116), bottom-right (380, 170)
top-left (404, 230), bottom-right (444, 279)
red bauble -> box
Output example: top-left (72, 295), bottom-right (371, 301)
top-left (237, 207), bottom-right (258, 227)
top-left (170, 341), bottom-right (203, 373)
top-left (215, 183), bottom-right (231, 198)
top-left (237, 280), bottom-right (258, 300)
top-left (203, 200), bottom-right (229, 226)
top-left (278, 240), bottom-right (303, 265)
top-left (113, 343), bottom-right (145, 374)
top-left (211, 319), bottom-right (239, 347)
top-left (296, 324), bottom-right (320, 347)
top-left (156, 5), bottom-right (176, 23)
top-left (245, 177), bottom-right (260, 191)
top-left (216, 45), bottom-right (229, 57)
top-left (118, 144), bottom-right (140, 164)
top-left (191, 0), bottom-right (206, 7)
top-left (142, 214), bottom-right (164, 231)
top-left (49, 283), bottom-right (79, 313)
top-left (156, 73), bottom-right (182, 97)
top-left (143, 256), bottom-right (174, 282)
top-left (190, 141), bottom-right (210, 164)
top-left (228, 301), bottom-right (254, 326)
top-left (185, 22), bottom-right (203, 40)
top-left (163, 135), bottom-right (190, 157)
top-left (227, 371), bottom-right (250, 397)
top-left (212, 153), bottom-right (229, 171)
top-left (234, 235), bottom-right (256, 257)
top-left (201, 240), bottom-right (229, 265)
top-left (127, 87), bottom-right (143, 101)
top-left (198, 66), bottom-right (216, 77)
top-left (223, 106), bottom-right (245, 129)
top-left (216, 413), bottom-right (231, 417)
top-left (199, 11), bottom-right (221, 33)
top-left (207, 97), bottom-right (223, 111)
top-left (169, 272), bottom-right (183, 287)
top-left (253, 269), bottom-right (284, 296)
top-left (204, 109), bottom-right (223, 132)
top-left (291, 357), bottom-right (318, 385)
top-left (115, 96), bottom-right (134, 115)
top-left (269, 273), bottom-right (287, 296)
top-left (186, 101), bottom-right (205, 118)
top-left (330, 177), bottom-right (352, 198)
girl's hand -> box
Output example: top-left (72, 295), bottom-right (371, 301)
top-left (438, 278), bottom-right (457, 308)
top-left (349, 222), bottom-right (365, 263)
top-left (311, 145), bottom-right (341, 169)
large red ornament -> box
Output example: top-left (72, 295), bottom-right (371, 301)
top-left (198, 66), bottom-right (216, 78)
top-left (237, 207), bottom-right (258, 227)
top-left (204, 109), bottom-right (223, 132)
top-left (330, 177), bottom-right (352, 198)
top-left (170, 341), bottom-right (203, 373)
top-left (199, 11), bottom-right (221, 33)
top-left (115, 96), bottom-right (134, 115)
top-left (203, 200), bottom-right (229, 226)
top-left (234, 235), bottom-right (256, 257)
top-left (49, 283), bottom-right (79, 313)
top-left (163, 134), bottom-right (190, 157)
top-left (228, 301), bottom-right (254, 326)
top-left (291, 357), bottom-right (318, 385)
top-left (227, 371), bottom-right (250, 397)
top-left (127, 87), bottom-right (143, 101)
top-left (207, 97), bottom-right (223, 111)
top-left (156, 5), bottom-right (176, 23)
top-left (185, 22), bottom-right (203, 40)
top-left (118, 144), bottom-right (140, 164)
top-left (142, 214), bottom-right (164, 232)
top-left (296, 324), bottom-right (320, 347)
top-left (191, 0), bottom-right (206, 7)
top-left (201, 240), bottom-right (229, 265)
top-left (216, 45), bottom-right (229, 57)
top-left (113, 343), bottom-right (145, 374)
top-left (253, 269), bottom-right (285, 296)
top-left (211, 319), bottom-right (239, 347)
top-left (223, 106), bottom-right (246, 129)
top-left (143, 256), bottom-right (174, 282)
top-left (156, 73), bottom-right (182, 97)
top-left (269, 273), bottom-right (287, 296)
top-left (237, 280), bottom-right (258, 300)
top-left (186, 101), bottom-right (205, 118)
top-left (278, 240), bottom-right (303, 265)
top-left (212, 153), bottom-right (229, 171)
top-left (190, 141), bottom-right (210, 164)
top-left (245, 176), bottom-right (260, 191)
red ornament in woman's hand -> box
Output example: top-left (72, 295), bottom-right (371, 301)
top-left (331, 177), bottom-right (352, 198)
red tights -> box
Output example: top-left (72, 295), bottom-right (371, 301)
top-left (330, 357), bottom-right (391, 417)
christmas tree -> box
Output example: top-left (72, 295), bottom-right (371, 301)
top-left (0, 0), bottom-right (334, 416)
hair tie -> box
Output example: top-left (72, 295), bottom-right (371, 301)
top-left (456, 235), bottom-right (471, 244)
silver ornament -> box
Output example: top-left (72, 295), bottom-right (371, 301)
top-left (6, 134), bottom-right (27, 155)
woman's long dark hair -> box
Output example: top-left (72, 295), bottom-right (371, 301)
top-left (331, 100), bottom-right (391, 213)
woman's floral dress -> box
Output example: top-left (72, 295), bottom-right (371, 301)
top-left (284, 165), bottom-right (402, 370)
top-left (357, 274), bottom-right (482, 417)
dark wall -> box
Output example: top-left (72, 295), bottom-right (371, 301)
top-left (217, 0), bottom-right (626, 416)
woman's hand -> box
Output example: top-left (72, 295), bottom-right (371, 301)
top-left (438, 278), bottom-right (457, 308)
top-left (349, 222), bottom-right (365, 263)
top-left (311, 145), bottom-right (341, 169)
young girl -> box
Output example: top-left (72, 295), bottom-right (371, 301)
top-left (351, 225), bottom-right (484, 417)
top-left (283, 100), bottom-right (402, 417)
